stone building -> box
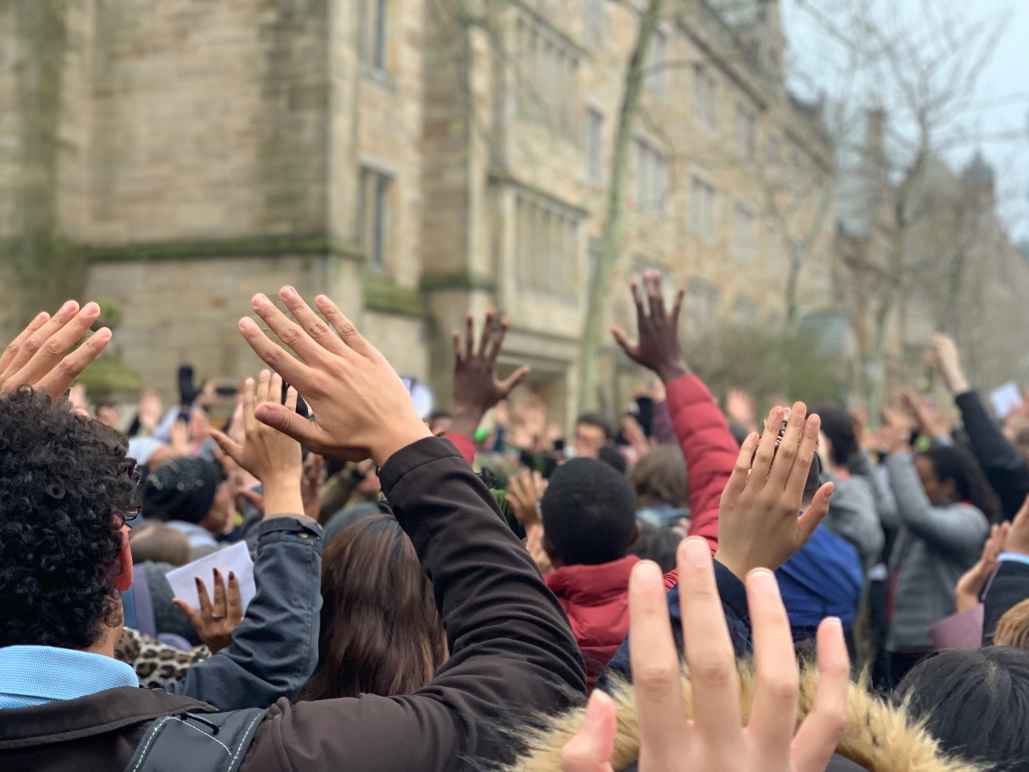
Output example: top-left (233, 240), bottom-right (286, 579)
top-left (0, 0), bottom-right (836, 421)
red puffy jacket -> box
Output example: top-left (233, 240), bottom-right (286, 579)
top-left (545, 555), bottom-right (640, 689)
top-left (666, 372), bottom-right (739, 555)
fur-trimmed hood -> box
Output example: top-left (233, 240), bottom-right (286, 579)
top-left (509, 664), bottom-right (982, 772)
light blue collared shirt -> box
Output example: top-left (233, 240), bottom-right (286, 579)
top-left (999, 552), bottom-right (1029, 568)
top-left (0, 645), bottom-right (139, 710)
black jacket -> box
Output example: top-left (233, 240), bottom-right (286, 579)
top-left (955, 390), bottom-right (1029, 520)
top-left (983, 559), bottom-right (1029, 644)
top-left (0, 437), bottom-right (586, 771)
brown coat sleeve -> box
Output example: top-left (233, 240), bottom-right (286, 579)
top-left (242, 437), bottom-right (586, 772)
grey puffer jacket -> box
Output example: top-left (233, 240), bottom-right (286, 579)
top-left (882, 453), bottom-right (989, 651)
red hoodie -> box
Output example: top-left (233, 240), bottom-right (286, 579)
top-left (545, 555), bottom-right (640, 688)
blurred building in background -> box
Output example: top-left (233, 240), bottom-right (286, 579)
top-left (1, 0), bottom-right (842, 419)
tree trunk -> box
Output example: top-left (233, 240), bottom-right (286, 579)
top-left (576, 0), bottom-right (664, 412)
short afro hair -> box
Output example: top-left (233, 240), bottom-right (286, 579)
top-left (541, 457), bottom-right (636, 566)
top-left (0, 388), bottom-right (138, 649)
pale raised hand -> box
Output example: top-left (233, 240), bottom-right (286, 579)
top-left (237, 287), bottom-right (430, 465)
top-left (211, 370), bottom-right (303, 517)
top-left (714, 403), bottom-right (835, 580)
top-left (559, 539), bottom-right (849, 772)
top-left (0, 301), bottom-right (112, 399)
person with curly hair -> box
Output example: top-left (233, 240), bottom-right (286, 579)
top-left (0, 291), bottom-right (585, 772)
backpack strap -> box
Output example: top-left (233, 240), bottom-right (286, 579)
top-left (125, 708), bottom-right (266, 772)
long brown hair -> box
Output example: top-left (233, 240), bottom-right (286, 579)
top-left (299, 514), bottom-right (446, 700)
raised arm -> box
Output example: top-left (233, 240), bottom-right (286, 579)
top-left (170, 371), bottom-right (323, 710)
top-left (611, 271), bottom-right (738, 552)
top-left (235, 288), bottom-right (585, 771)
top-left (930, 333), bottom-right (1029, 520)
top-left (445, 312), bottom-right (529, 464)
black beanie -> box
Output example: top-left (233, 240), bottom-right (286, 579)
top-left (142, 457), bottom-right (223, 524)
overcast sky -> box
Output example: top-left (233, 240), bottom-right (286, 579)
top-left (781, 0), bottom-right (1029, 239)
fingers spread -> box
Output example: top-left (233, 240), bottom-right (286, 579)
top-left (195, 577), bottom-right (213, 618)
top-left (0, 310), bottom-right (50, 378)
top-left (629, 559), bottom-right (689, 761)
top-left (783, 412), bottom-right (820, 504)
top-left (238, 317), bottom-right (312, 388)
top-left (720, 431), bottom-right (759, 507)
top-left (227, 571), bottom-right (243, 624)
top-left (34, 327), bottom-right (112, 399)
top-left (790, 617), bottom-right (849, 772)
top-left (678, 537), bottom-right (741, 747)
top-left (747, 569), bottom-right (800, 760)
top-left (314, 294), bottom-right (378, 360)
top-left (211, 568), bottom-right (227, 614)
top-left (768, 402), bottom-right (807, 492)
top-left (278, 286), bottom-right (349, 356)
top-left (750, 406), bottom-right (785, 488)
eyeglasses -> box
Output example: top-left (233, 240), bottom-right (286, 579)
top-left (115, 508), bottom-right (142, 529)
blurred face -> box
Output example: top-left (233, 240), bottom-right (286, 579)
top-left (204, 479), bottom-right (236, 534)
top-left (915, 455), bottom-right (954, 506)
top-left (574, 423), bottom-right (606, 459)
top-left (189, 406), bottom-right (211, 443)
top-left (96, 405), bottom-right (120, 429)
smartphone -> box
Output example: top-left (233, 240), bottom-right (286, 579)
top-left (280, 380), bottom-right (311, 420)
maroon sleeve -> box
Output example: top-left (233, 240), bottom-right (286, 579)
top-left (665, 373), bottom-right (738, 554)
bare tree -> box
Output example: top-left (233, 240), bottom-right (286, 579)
top-left (577, 0), bottom-right (666, 412)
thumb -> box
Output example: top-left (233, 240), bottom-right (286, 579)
top-left (610, 326), bottom-right (638, 359)
top-left (559, 690), bottom-right (617, 772)
top-left (499, 366), bottom-right (530, 394)
top-left (797, 481), bottom-right (835, 546)
top-left (210, 429), bottom-right (243, 464)
top-left (254, 402), bottom-right (324, 447)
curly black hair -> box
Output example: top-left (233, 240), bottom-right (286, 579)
top-left (0, 388), bottom-right (138, 648)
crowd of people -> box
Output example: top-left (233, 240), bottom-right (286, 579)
top-left (2, 273), bottom-right (1029, 771)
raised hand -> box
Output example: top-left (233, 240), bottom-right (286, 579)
top-left (508, 470), bottom-right (547, 526)
top-left (211, 370), bottom-right (303, 517)
top-left (172, 568), bottom-right (244, 654)
top-left (927, 333), bottom-right (970, 395)
top-left (451, 312), bottom-right (529, 438)
top-left (611, 270), bottom-right (687, 383)
top-left (955, 522), bottom-right (1009, 612)
top-left (900, 390), bottom-right (951, 440)
top-left (880, 405), bottom-right (915, 455)
top-left (0, 301), bottom-right (112, 399)
top-left (714, 403), bottom-right (835, 580)
top-left (238, 287), bottom-right (430, 465)
top-left (559, 540), bottom-right (849, 772)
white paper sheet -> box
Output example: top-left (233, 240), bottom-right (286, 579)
top-left (990, 382), bottom-right (1023, 420)
top-left (165, 541), bottom-right (257, 613)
